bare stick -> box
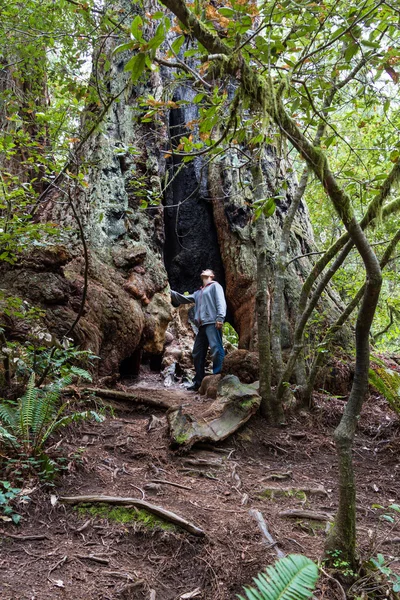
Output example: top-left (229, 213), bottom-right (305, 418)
top-left (249, 509), bottom-right (285, 558)
top-left (0, 531), bottom-right (49, 541)
top-left (59, 495), bottom-right (205, 537)
top-left (150, 479), bottom-right (192, 490)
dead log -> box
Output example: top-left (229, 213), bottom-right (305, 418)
top-left (259, 485), bottom-right (327, 498)
top-left (81, 388), bottom-right (170, 409)
top-left (168, 375), bottom-right (260, 448)
top-left (58, 495), bottom-right (205, 537)
top-left (249, 509), bottom-right (285, 558)
top-left (278, 509), bottom-right (333, 521)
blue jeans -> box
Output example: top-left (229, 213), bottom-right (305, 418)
top-left (192, 324), bottom-right (225, 386)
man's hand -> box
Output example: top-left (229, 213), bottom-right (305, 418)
top-left (215, 321), bottom-right (223, 330)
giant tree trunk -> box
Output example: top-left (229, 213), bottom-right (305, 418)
top-left (1, 0), bottom-right (347, 385)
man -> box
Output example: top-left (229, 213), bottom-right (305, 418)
top-left (171, 269), bottom-right (227, 391)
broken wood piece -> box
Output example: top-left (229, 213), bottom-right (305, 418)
top-left (58, 495), bottom-right (205, 537)
top-left (263, 471), bottom-right (292, 481)
top-left (249, 509), bottom-right (285, 558)
top-left (81, 388), bottom-right (171, 409)
top-left (75, 554), bottom-right (109, 565)
top-left (168, 375), bottom-right (260, 448)
top-left (278, 509), bottom-right (333, 521)
top-left (150, 590), bottom-right (156, 600)
top-left (180, 588), bottom-right (202, 598)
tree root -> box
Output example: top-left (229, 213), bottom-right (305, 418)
top-left (59, 495), bottom-right (205, 537)
top-left (81, 388), bottom-right (171, 409)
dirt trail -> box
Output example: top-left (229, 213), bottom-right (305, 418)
top-left (0, 377), bottom-right (399, 600)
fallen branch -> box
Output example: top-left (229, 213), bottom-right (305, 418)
top-left (59, 495), bottom-right (205, 537)
top-left (150, 479), bottom-right (192, 490)
top-left (81, 388), bottom-right (171, 409)
top-left (278, 509), bottom-right (333, 521)
top-left (0, 530), bottom-right (49, 541)
top-left (249, 509), bottom-right (285, 558)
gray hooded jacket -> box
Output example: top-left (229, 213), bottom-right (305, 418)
top-left (171, 281), bottom-right (226, 327)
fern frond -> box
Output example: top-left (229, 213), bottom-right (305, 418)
top-left (69, 366), bottom-right (92, 382)
top-left (238, 554), bottom-right (319, 600)
top-left (0, 402), bottom-right (19, 429)
top-left (20, 373), bottom-right (38, 442)
top-left (41, 410), bottom-right (103, 447)
top-left (0, 424), bottom-right (19, 449)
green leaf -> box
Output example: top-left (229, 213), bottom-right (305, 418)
top-left (193, 93), bottom-right (205, 104)
top-left (361, 40), bottom-right (381, 48)
top-left (130, 15), bottom-right (143, 41)
top-left (124, 53), bottom-right (147, 82)
top-left (148, 23), bottom-right (166, 51)
top-left (344, 44), bottom-right (359, 62)
top-left (113, 41), bottom-right (134, 54)
top-left (263, 198), bottom-right (276, 218)
top-left (171, 35), bottom-right (185, 55)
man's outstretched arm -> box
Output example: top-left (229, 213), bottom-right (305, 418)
top-left (171, 290), bottom-right (196, 307)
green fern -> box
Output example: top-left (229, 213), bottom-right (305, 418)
top-left (20, 373), bottom-right (37, 443)
top-left (0, 424), bottom-right (18, 448)
top-left (68, 366), bottom-right (92, 381)
top-left (42, 410), bottom-right (103, 445)
top-left (238, 554), bottom-right (319, 600)
top-left (0, 375), bottom-right (103, 456)
top-left (369, 365), bottom-right (400, 414)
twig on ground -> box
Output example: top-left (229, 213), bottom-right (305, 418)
top-left (70, 519), bottom-right (91, 534)
top-left (249, 509), bottom-right (285, 558)
top-left (129, 484), bottom-right (145, 499)
top-left (59, 495), bottom-right (205, 537)
top-left (0, 531), bottom-right (49, 541)
top-left (320, 566), bottom-right (347, 600)
top-left (286, 537), bottom-right (306, 551)
top-left (150, 479), bottom-right (192, 490)
top-left (48, 555), bottom-right (68, 577)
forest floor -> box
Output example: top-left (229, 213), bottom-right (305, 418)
top-left (1, 371), bottom-right (400, 600)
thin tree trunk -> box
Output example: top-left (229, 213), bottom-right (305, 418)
top-left (252, 165), bottom-right (278, 421)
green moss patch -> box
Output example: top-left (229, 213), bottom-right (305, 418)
top-left (74, 503), bottom-right (174, 531)
top-left (259, 488), bottom-right (307, 501)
